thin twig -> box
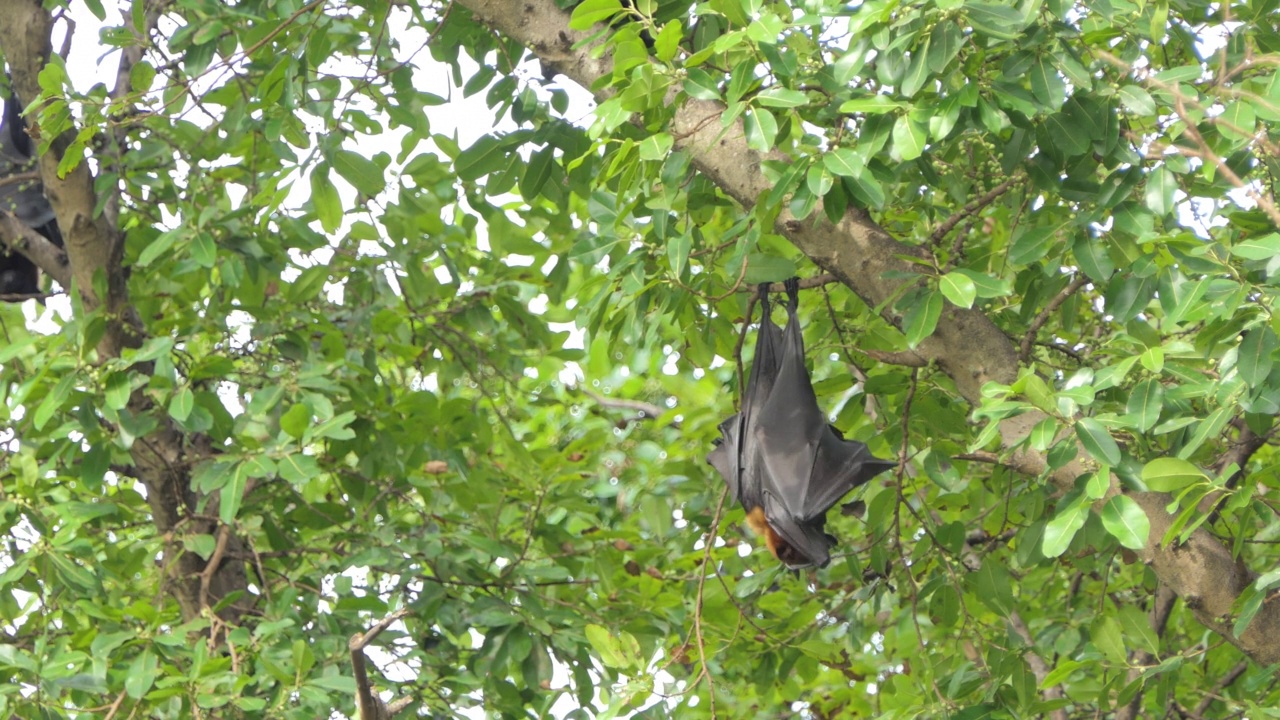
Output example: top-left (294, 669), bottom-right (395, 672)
top-left (1019, 275), bottom-right (1089, 362)
top-left (583, 389), bottom-right (669, 423)
top-left (1192, 659), bottom-right (1249, 717)
top-left (930, 177), bottom-right (1021, 245)
top-left (197, 524), bottom-right (232, 611)
top-left (740, 273), bottom-right (839, 294)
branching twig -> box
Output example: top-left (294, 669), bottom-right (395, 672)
top-left (1019, 275), bottom-right (1089, 362)
top-left (930, 177), bottom-right (1021, 245)
top-left (351, 608), bottom-right (413, 720)
top-left (741, 273), bottom-right (838, 294)
top-left (1191, 659), bottom-right (1249, 718)
top-left (583, 389), bottom-right (670, 425)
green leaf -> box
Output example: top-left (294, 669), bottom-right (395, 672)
top-left (125, 648), bottom-right (158, 699)
top-left (938, 271), bottom-right (976, 308)
top-left (1141, 457), bottom-right (1206, 492)
top-left (1041, 659), bottom-right (1084, 688)
top-left (1091, 615), bottom-right (1127, 666)
top-left (837, 96), bottom-right (906, 114)
top-left (755, 88), bottom-right (808, 108)
top-left (927, 21), bottom-right (962, 72)
top-left (1126, 378), bottom-right (1163, 432)
top-left (743, 254), bottom-right (796, 284)
top-left (806, 164), bottom-right (833, 197)
top-left (137, 229), bottom-right (181, 268)
top-left (332, 150), bottom-right (385, 196)
top-left (584, 624), bottom-right (640, 670)
top-left (1218, 101), bottom-right (1256, 142)
top-left (279, 454), bottom-right (321, 484)
top-left (953, 269), bottom-right (1012, 298)
top-left (744, 108), bottom-right (778, 151)
top-left (220, 466), bottom-right (247, 524)
top-left (310, 164), bottom-right (342, 233)
top-left (1238, 326), bottom-right (1277, 387)
top-left (169, 387), bottom-right (195, 422)
top-left (1072, 235), bottom-right (1114, 281)
top-left (455, 135), bottom-right (510, 181)
top-left (280, 403), bottom-right (310, 439)
top-left (1144, 167), bottom-right (1177, 216)
top-left (1100, 495), bottom-right (1150, 550)
top-left (1177, 405), bottom-right (1232, 460)
top-left (900, 37), bottom-right (931, 98)
top-left (520, 146), bottom-right (555, 199)
top-left (1117, 85), bottom-right (1156, 115)
top-left (34, 374), bottom-right (74, 430)
top-left (683, 69), bottom-right (722, 100)
top-left (1075, 418), bottom-right (1121, 465)
top-left (892, 114), bottom-right (927, 161)
top-left (653, 20), bottom-right (682, 62)
top-left (1043, 494), bottom-right (1088, 557)
top-left (1229, 233), bottom-right (1280, 260)
top-left (1009, 226), bottom-right (1056, 266)
top-left (569, 0), bottom-right (623, 30)
top-left (638, 133), bottom-right (673, 161)
top-left (823, 148), bottom-right (865, 178)
top-left (903, 289), bottom-right (943, 349)
top-left (974, 562), bottom-right (1014, 617)
top-left (667, 232), bottom-right (691, 278)
top-left (1043, 111), bottom-right (1091, 157)
top-left (1030, 56), bottom-right (1065, 107)
top-left (966, 3), bottom-right (1028, 39)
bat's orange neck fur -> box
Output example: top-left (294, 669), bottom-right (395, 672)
top-left (745, 506), bottom-right (784, 560)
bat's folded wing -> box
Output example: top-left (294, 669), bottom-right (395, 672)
top-left (707, 413), bottom-right (741, 499)
top-left (708, 286), bottom-right (786, 510)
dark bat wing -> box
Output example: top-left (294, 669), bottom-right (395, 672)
top-left (752, 280), bottom-right (895, 568)
top-left (0, 86), bottom-right (55, 231)
top-left (707, 285), bottom-right (784, 509)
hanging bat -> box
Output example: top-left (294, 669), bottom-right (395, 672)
top-left (709, 278), bottom-right (895, 569)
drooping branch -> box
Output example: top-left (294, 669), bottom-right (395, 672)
top-left (454, 0), bottom-right (1280, 666)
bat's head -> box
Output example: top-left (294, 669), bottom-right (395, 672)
top-left (745, 506), bottom-right (831, 569)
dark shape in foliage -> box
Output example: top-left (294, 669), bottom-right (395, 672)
top-left (709, 278), bottom-right (895, 568)
top-left (0, 80), bottom-right (62, 299)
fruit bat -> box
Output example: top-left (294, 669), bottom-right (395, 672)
top-left (0, 78), bottom-right (63, 299)
top-left (709, 278), bottom-right (895, 569)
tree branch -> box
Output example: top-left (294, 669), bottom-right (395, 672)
top-left (350, 609), bottom-right (412, 720)
top-left (0, 212), bottom-right (69, 288)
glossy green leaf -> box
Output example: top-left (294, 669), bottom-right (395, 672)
top-left (332, 150), bottom-right (386, 196)
top-left (1238, 326), bottom-right (1277, 387)
top-left (1142, 457), bottom-right (1207, 492)
top-left (903, 289), bottom-right (943, 348)
top-left (1076, 418), bottom-right (1121, 465)
top-left (1126, 378), bottom-right (1163, 432)
top-left (1043, 494), bottom-right (1088, 557)
top-left (939, 271), bottom-right (977, 308)
top-left (1101, 495), bottom-right (1150, 550)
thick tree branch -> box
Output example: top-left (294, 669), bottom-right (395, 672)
top-left (0, 212), bottom-right (69, 288)
top-left (456, 0), bottom-right (1280, 666)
